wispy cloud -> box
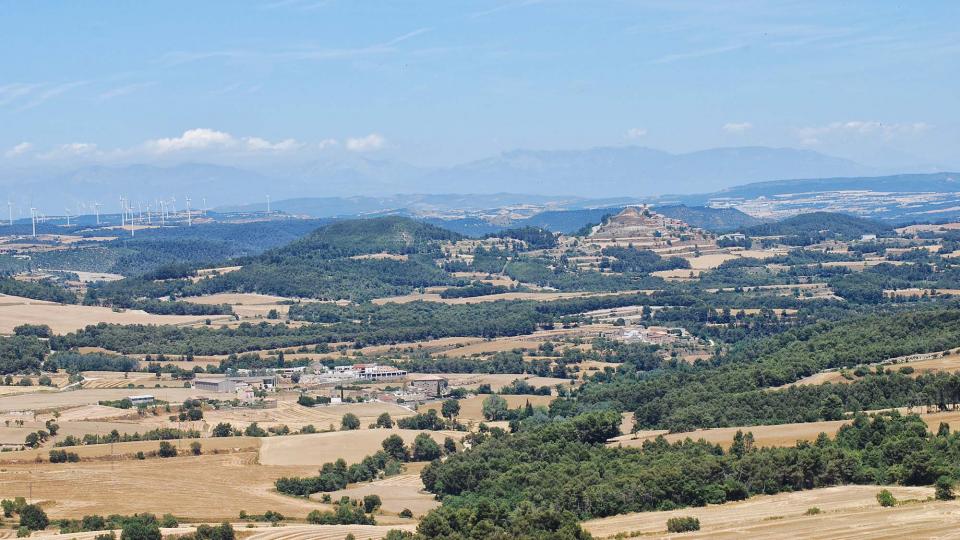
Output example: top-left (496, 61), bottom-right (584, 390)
top-left (469, 0), bottom-right (545, 19)
top-left (160, 27), bottom-right (431, 66)
top-left (625, 127), bottom-right (648, 139)
top-left (797, 120), bottom-right (931, 145)
top-left (723, 122), bottom-right (753, 134)
top-left (99, 82), bottom-right (156, 101)
top-left (4, 142), bottom-right (32, 158)
top-left (17, 81), bottom-right (88, 110)
top-left (650, 43), bottom-right (745, 64)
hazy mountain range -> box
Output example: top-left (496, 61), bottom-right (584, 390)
top-left (0, 145), bottom-right (902, 212)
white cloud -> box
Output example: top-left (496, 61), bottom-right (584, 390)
top-left (626, 127), bottom-right (648, 139)
top-left (797, 121), bottom-right (931, 145)
top-left (38, 142), bottom-right (99, 160)
top-left (317, 138), bottom-right (339, 149)
top-left (346, 133), bottom-right (385, 152)
top-left (143, 128), bottom-right (303, 154)
top-left (244, 137), bottom-right (302, 152)
top-left (4, 142), bottom-right (33, 158)
top-left (723, 122), bottom-right (752, 134)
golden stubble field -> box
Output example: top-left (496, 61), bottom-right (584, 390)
top-left (0, 294), bottom-right (229, 334)
top-left (582, 485), bottom-right (947, 539)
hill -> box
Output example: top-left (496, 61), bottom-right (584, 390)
top-left (742, 212), bottom-right (892, 240)
top-left (187, 216), bottom-right (461, 300)
top-left (654, 205), bottom-right (763, 231)
top-left (712, 172), bottom-right (960, 200)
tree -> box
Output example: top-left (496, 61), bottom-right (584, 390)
top-left (820, 394), bottom-right (844, 421)
top-left (211, 422), bottom-right (233, 437)
top-left (481, 395), bottom-right (508, 421)
top-left (120, 521), bottom-right (161, 540)
top-left (363, 494), bottom-right (382, 513)
top-left (381, 434), bottom-right (409, 461)
top-left (936, 476), bottom-right (955, 500)
top-left (341, 413), bottom-right (360, 430)
top-left (18, 504), bottom-right (48, 531)
top-left (412, 433), bottom-right (441, 461)
top-left (877, 489), bottom-right (897, 507)
top-left (440, 399), bottom-right (460, 421)
top-left (158, 441), bottom-right (177, 458)
top-left (376, 412), bottom-right (394, 428)
top-left (190, 442), bottom-right (202, 455)
top-left (443, 436), bottom-right (457, 454)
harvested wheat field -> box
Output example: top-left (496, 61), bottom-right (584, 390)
top-left (202, 401), bottom-right (414, 431)
top-left (423, 394), bottom-right (553, 423)
top-left (0, 452), bottom-right (320, 520)
top-left (0, 294), bottom-right (229, 334)
top-left (245, 524), bottom-right (417, 540)
top-left (259, 429), bottom-right (462, 466)
top-left (0, 436), bottom-right (260, 463)
top-left (611, 409), bottom-right (960, 450)
top-left (323, 473), bottom-right (439, 516)
top-left (582, 485), bottom-right (940, 539)
top-left (372, 289), bottom-right (653, 305)
top-left (0, 388), bottom-right (217, 412)
top-left (436, 373), bottom-right (569, 392)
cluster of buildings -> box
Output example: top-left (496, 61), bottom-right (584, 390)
top-left (619, 326), bottom-right (692, 345)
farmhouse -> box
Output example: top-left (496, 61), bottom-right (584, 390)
top-left (193, 376), bottom-right (276, 393)
top-left (409, 375), bottom-right (449, 397)
top-left (128, 394), bottom-right (155, 406)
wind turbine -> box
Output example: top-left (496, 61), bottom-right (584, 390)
top-left (201, 197), bottom-right (207, 216)
top-left (64, 208), bottom-right (72, 226)
top-left (266, 195), bottom-right (271, 214)
top-left (120, 196), bottom-right (126, 228)
top-left (159, 200), bottom-right (166, 226)
top-left (7, 201), bottom-right (11, 226)
top-left (185, 196), bottom-right (192, 226)
top-left (29, 208), bottom-right (36, 238)
top-left (93, 202), bottom-right (101, 225)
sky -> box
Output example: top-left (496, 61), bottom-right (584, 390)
top-left (1, 0), bottom-right (958, 172)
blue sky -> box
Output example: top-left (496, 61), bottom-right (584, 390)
top-left (1, 0), bottom-right (957, 170)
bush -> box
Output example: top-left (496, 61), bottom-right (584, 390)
top-left (120, 520), bottom-right (161, 540)
top-left (398, 508), bottom-right (413, 518)
top-left (804, 507), bottom-right (821, 515)
top-left (18, 504), bottom-right (49, 531)
top-left (190, 442), bottom-right (202, 455)
top-left (666, 516), bottom-right (700, 533)
top-left (936, 476), bottom-right (955, 500)
top-left (157, 441), bottom-right (177, 458)
top-left (363, 494), bottom-right (382, 513)
top-left (877, 489), bottom-right (897, 507)
top-left (341, 413), bottom-right (360, 430)
top-left (49, 449), bottom-right (80, 463)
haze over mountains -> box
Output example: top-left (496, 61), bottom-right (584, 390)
top-left (0, 145), bottom-right (913, 212)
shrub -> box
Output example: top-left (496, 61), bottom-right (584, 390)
top-left (666, 516), bottom-right (700, 533)
top-left (936, 476), bottom-right (955, 501)
top-left (18, 504), bottom-right (49, 531)
top-left (341, 413), bottom-right (360, 430)
top-left (190, 442), bottom-right (202, 455)
top-left (157, 441), bottom-right (177, 458)
top-left (363, 494), bottom-right (382, 513)
top-left (804, 507), bottom-right (821, 515)
top-left (877, 489), bottom-right (897, 507)
top-left (398, 508), bottom-right (413, 518)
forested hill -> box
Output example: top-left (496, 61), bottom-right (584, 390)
top-left (741, 212), bottom-right (892, 240)
top-left (655, 205), bottom-right (763, 231)
top-left (169, 216), bottom-right (462, 300)
top-left (270, 216), bottom-right (462, 258)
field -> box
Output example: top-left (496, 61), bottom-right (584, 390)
top-left (372, 289), bottom-right (653, 305)
top-left (610, 409), bottom-right (960, 449)
top-left (258, 429), bottom-right (462, 466)
top-left (0, 294), bottom-right (228, 334)
top-left (0, 452), bottom-right (320, 521)
top-left (182, 292), bottom-right (308, 318)
top-left (244, 524), bottom-right (417, 540)
top-left (202, 400), bottom-right (415, 432)
top-left (324, 470), bottom-right (439, 517)
top-left (0, 387), bottom-right (218, 412)
top-left (582, 485), bottom-right (939, 539)
top-left (422, 394), bottom-right (554, 423)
